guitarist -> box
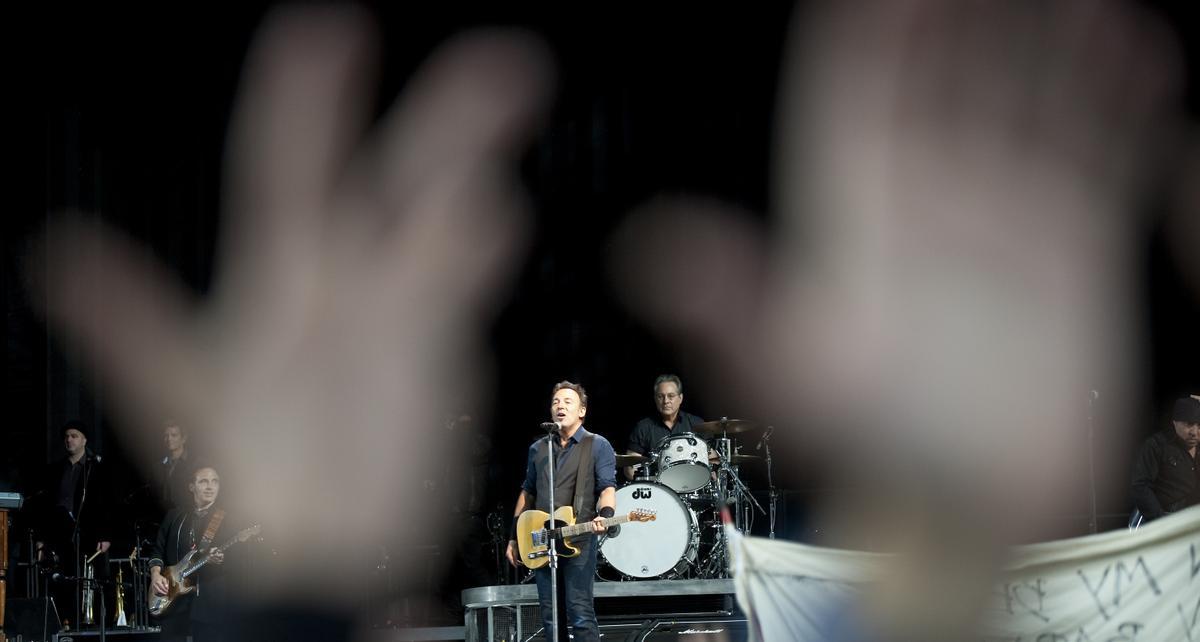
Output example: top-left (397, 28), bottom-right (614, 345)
top-left (148, 465), bottom-right (230, 642)
top-left (505, 381), bottom-right (617, 642)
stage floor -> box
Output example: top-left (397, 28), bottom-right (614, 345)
top-left (462, 579), bottom-right (747, 642)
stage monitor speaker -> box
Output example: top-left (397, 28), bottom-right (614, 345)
top-left (4, 596), bottom-right (61, 642)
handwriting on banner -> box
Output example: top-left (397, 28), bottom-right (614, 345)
top-left (1002, 579), bottom-right (1050, 623)
top-left (1076, 556), bottom-right (1162, 622)
top-left (984, 539), bottom-right (1199, 641)
top-left (1180, 594), bottom-right (1200, 642)
top-left (1192, 543), bottom-right (1199, 583)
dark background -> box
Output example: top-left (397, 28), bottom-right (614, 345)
top-left (6, 0), bottom-right (1200, 620)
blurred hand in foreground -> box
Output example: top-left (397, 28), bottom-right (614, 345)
top-left (34, 6), bottom-right (552, 603)
top-left (611, 0), bottom-right (1181, 639)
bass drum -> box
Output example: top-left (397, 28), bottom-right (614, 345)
top-left (601, 482), bottom-right (697, 579)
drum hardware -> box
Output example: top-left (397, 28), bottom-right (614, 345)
top-left (631, 461), bottom-right (656, 482)
top-left (702, 447), bottom-right (766, 579)
top-left (759, 426), bottom-right (778, 539)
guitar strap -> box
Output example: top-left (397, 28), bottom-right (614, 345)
top-left (199, 508), bottom-right (225, 547)
top-left (572, 435), bottom-right (595, 522)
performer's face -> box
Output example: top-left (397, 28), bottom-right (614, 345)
top-left (654, 381), bottom-right (682, 419)
top-left (190, 467), bottom-right (220, 508)
top-left (164, 425), bottom-right (187, 452)
top-left (1174, 420), bottom-right (1200, 449)
top-left (551, 389), bottom-right (586, 431)
top-left (64, 429), bottom-right (86, 456)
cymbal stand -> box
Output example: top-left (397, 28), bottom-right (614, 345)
top-left (719, 452), bottom-right (765, 520)
top-left (763, 426), bottom-right (777, 539)
top-left (705, 438), bottom-right (731, 579)
top-left (701, 442), bottom-right (766, 579)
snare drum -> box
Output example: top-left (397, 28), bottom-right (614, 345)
top-left (655, 433), bottom-right (711, 493)
top-left (600, 482), bottom-right (697, 579)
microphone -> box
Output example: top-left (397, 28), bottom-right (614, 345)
top-left (540, 421), bottom-right (562, 433)
top-left (756, 426), bottom-right (774, 451)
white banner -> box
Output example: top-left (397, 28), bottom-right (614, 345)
top-left (730, 506), bottom-right (1200, 641)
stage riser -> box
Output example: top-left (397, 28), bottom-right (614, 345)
top-left (462, 580), bottom-right (745, 642)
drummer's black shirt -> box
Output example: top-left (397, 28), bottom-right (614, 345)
top-left (626, 412), bottom-right (705, 456)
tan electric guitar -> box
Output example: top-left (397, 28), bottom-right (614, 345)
top-left (149, 524), bottom-right (261, 617)
top-left (517, 508), bottom-right (654, 569)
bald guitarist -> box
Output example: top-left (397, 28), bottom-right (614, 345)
top-left (506, 381), bottom-right (617, 642)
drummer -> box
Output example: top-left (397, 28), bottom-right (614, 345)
top-left (623, 375), bottom-right (706, 481)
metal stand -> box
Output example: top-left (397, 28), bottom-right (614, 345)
top-left (762, 426), bottom-right (777, 539)
top-left (535, 426), bottom-right (562, 642)
top-left (702, 435), bottom-right (764, 579)
top-left (67, 453), bottom-right (100, 631)
top-left (1086, 391), bottom-right (1099, 534)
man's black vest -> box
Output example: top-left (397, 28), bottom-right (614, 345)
top-left (534, 433), bottom-right (597, 522)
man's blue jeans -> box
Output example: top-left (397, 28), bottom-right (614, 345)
top-left (533, 534), bottom-right (599, 642)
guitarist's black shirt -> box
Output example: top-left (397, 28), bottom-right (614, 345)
top-left (521, 426), bottom-right (617, 522)
top-left (149, 506), bottom-right (232, 625)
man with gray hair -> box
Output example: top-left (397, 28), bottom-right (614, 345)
top-left (623, 374), bottom-right (705, 481)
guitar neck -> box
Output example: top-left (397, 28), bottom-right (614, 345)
top-left (179, 532), bottom-right (244, 579)
top-left (558, 514), bottom-right (630, 539)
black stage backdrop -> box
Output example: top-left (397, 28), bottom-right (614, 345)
top-left (6, 0), bottom-right (1200, 620)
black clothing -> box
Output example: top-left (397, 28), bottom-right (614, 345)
top-left (519, 428), bottom-right (617, 642)
top-left (36, 454), bottom-right (111, 556)
top-left (626, 412), bottom-right (705, 456)
top-left (521, 428), bottom-right (618, 522)
top-left (157, 451), bottom-right (194, 515)
top-left (1131, 428), bottom-right (1200, 520)
top-left (31, 454), bottom-right (111, 630)
top-left (149, 505), bottom-right (235, 639)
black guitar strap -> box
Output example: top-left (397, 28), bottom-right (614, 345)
top-left (572, 434), bottom-right (596, 522)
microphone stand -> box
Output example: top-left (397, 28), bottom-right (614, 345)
top-left (545, 423), bottom-right (560, 642)
top-left (1087, 392), bottom-right (1099, 534)
top-left (762, 427), bottom-right (777, 540)
top-left (70, 454), bottom-right (97, 630)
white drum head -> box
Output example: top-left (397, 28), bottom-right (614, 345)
top-left (601, 482), bottom-right (696, 578)
top-left (656, 433), bottom-right (711, 493)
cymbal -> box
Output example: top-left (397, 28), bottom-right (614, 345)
top-left (615, 453), bottom-right (650, 467)
top-left (693, 419), bottom-right (761, 436)
top-left (727, 453), bottom-right (762, 464)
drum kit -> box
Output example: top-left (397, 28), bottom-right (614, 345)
top-left (598, 418), bottom-right (776, 581)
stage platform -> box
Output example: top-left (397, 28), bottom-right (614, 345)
top-left (461, 579), bottom-right (747, 641)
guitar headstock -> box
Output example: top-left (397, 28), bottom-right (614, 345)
top-left (238, 524), bottom-right (263, 542)
top-left (628, 508), bottom-right (657, 522)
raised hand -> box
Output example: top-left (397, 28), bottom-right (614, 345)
top-left (611, 0), bottom-right (1180, 637)
top-left (34, 6), bottom-right (551, 603)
